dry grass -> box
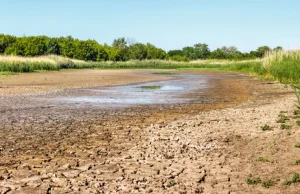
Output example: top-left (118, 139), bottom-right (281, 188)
top-left (263, 50), bottom-right (300, 69)
top-left (190, 58), bottom-right (262, 65)
top-left (0, 55), bottom-right (86, 65)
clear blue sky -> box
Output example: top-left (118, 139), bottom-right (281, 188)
top-left (1, 0), bottom-right (299, 52)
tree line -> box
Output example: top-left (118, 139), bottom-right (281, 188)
top-left (0, 34), bottom-right (282, 62)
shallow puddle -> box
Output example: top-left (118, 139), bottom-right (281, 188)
top-left (59, 74), bottom-right (210, 106)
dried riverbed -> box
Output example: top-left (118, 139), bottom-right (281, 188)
top-left (0, 70), bottom-right (299, 193)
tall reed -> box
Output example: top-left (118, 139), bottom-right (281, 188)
top-left (263, 50), bottom-right (300, 82)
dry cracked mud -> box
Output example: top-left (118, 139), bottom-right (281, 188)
top-left (0, 70), bottom-right (299, 194)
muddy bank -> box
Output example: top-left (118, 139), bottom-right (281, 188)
top-left (0, 70), bottom-right (172, 95)
top-left (0, 70), bottom-right (298, 193)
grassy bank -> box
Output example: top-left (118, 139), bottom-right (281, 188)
top-left (0, 55), bottom-right (254, 72)
top-left (0, 51), bottom-right (299, 83)
top-left (203, 50), bottom-right (300, 83)
top-left (263, 50), bottom-right (300, 82)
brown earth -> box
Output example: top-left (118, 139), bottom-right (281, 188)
top-left (0, 70), bottom-right (299, 194)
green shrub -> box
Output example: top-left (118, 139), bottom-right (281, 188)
top-left (165, 180), bottom-right (177, 188)
top-left (285, 173), bottom-right (300, 185)
top-left (261, 124), bottom-right (273, 131)
top-left (262, 180), bottom-right (274, 188)
top-left (295, 143), bottom-right (300, 148)
top-left (281, 124), bottom-right (292, 129)
top-left (256, 157), bottom-right (270, 162)
top-left (247, 176), bottom-right (261, 185)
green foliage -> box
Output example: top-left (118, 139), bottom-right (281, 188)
top-left (260, 124), bottom-right (273, 131)
top-left (256, 157), bottom-right (270, 162)
top-left (168, 55), bottom-right (189, 62)
top-left (295, 143), bottom-right (300, 148)
top-left (128, 43), bottom-right (147, 60)
top-left (292, 85), bottom-right (300, 105)
top-left (140, 86), bottom-right (162, 90)
top-left (112, 37), bottom-right (127, 49)
top-left (167, 50), bottom-right (184, 57)
top-left (47, 38), bottom-right (60, 55)
top-left (146, 43), bottom-right (166, 60)
top-left (0, 34), bottom-right (285, 64)
top-left (165, 180), bottom-right (177, 188)
top-left (74, 39), bottom-right (98, 61)
top-left (262, 180), bottom-right (274, 188)
top-left (247, 176), bottom-right (261, 185)
top-left (269, 59), bottom-right (300, 82)
top-left (152, 72), bottom-right (178, 75)
top-left (0, 61), bottom-right (59, 73)
top-left (277, 115), bottom-right (290, 123)
top-left (223, 62), bottom-right (266, 75)
top-left (273, 46), bottom-right (283, 52)
top-left (280, 124), bottom-right (292, 130)
top-left (0, 34), bottom-right (16, 53)
top-left (296, 160), bottom-right (300, 165)
top-left (284, 173), bottom-right (300, 185)
top-left (256, 46), bottom-right (272, 57)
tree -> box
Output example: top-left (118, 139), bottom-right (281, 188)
top-left (182, 46), bottom-right (195, 60)
top-left (167, 50), bottom-right (184, 57)
top-left (58, 36), bottom-right (76, 58)
top-left (194, 43), bottom-right (210, 59)
top-left (145, 43), bottom-right (166, 60)
top-left (0, 34), bottom-right (16, 53)
top-left (4, 37), bottom-right (27, 56)
top-left (273, 46), bottom-right (283, 52)
top-left (112, 37), bottom-right (127, 49)
top-left (256, 46), bottom-right (272, 57)
top-left (210, 48), bottom-right (226, 59)
top-left (128, 43), bottom-right (147, 60)
top-left (74, 39), bottom-right (98, 61)
top-left (23, 36), bottom-right (48, 56)
top-left (97, 45), bottom-right (109, 61)
top-left (47, 38), bottom-right (60, 55)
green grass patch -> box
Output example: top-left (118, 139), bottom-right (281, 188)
top-left (261, 124), bottom-right (273, 131)
top-left (262, 180), bottom-right (274, 188)
top-left (296, 120), bottom-right (300, 126)
top-left (256, 157), bottom-right (270, 162)
top-left (0, 71), bottom-right (15, 75)
top-left (296, 160), bottom-right (300, 165)
top-left (152, 72), bottom-right (178, 75)
top-left (247, 176), bottom-right (262, 185)
top-left (139, 86), bottom-right (162, 90)
top-left (294, 109), bottom-right (300, 115)
top-left (165, 180), bottom-right (177, 188)
top-left (277, 115), bottom-right (290, 123)
top-left (177, 67), bottom-right (221, 71)
top-left (281, 124), bottom-right (292, 130)
top-left (284, 173), bottom-right (300, 185)
top-left (295, 143), bottom-right (300, 148)
top-left (222, 62), bottom-right (266, 75)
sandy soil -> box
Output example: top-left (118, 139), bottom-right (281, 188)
top-left (0, 70), bottom-right (299, 194)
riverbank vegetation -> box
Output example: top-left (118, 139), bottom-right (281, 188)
top-left (0, 34), bottom-right (280, 62)
top-left (0, 34), bottom-right (299, 83)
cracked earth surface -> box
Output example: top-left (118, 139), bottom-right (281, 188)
top-left (0, 70), bottom-right (299, 193)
